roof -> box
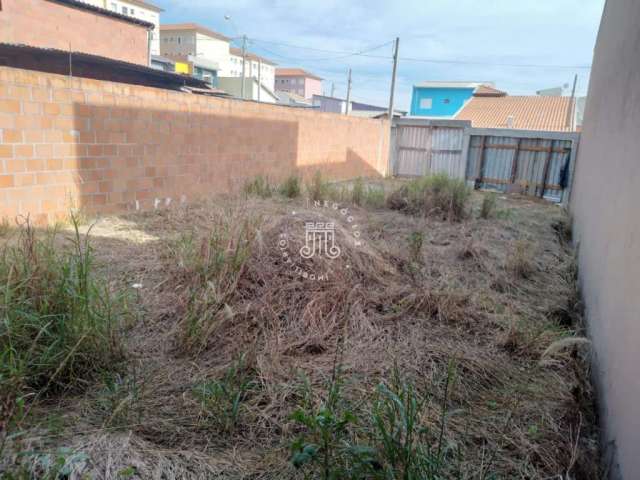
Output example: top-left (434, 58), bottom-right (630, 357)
top-left (229, 47), bottom-right (276, 66)
top-left (455, 96), bottom-right (575, 131)
top-left (122, 0), bottom-right (163, 13)
top-left (46, 0), bottom-right (155, 28)
top-left (473, 85), bottom-right (507, 97)
top-left (276, 91), bottom-right (313, 106)
top-left (275, 68), bottom-right (323, 80)
top-left (0, 43), bottom-right (209, 91)
top-left (414, 81), bottom-right (492, 89)
top-left (160, 23), bottom-right (230, 42)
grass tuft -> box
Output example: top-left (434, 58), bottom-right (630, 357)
top-left (0, 216), bottom-right (124, 397)
top-left (506, 239), bottom-right (535, 278)
top-left (387, 173), bottom-right (471, 221)
top-left (479, 192), bottom-right (498, 219)
top-left (243, 175), bottom-right (273, 198)
top-left (306, 171), bottom-right (334, 202)
top-left (278, 175), bottom-right (302, 199)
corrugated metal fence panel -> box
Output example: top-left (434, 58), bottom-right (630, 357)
top-left (466, 135), bottom-right (483, 180)
top-left (394, 124), bottom-right (466, 178)
top-left (481, 136), bottom-right (518, 191)
top-left (431, 127), bottom-right (466, 178)
top-left (391, 121), bottom-right (578, 204)
top-left (465, 134), bottom-right (575, 203)
top-left (395, 126), bottom-right (432, 176)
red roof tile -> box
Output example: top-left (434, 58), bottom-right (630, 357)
top-left (455, 96), bottom-right (575, 131)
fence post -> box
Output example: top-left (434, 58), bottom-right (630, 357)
top-left (510, 138), bottom-right (521, 184)
top-left (460, 126), bottom-right (471, 180)
top-left (540, 139), bottom-right (554, 198)
top-left (475, 135), bottom-right (487, 188)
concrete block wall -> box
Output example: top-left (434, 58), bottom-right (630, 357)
top-left (0, 67), bottom-right (389, 224)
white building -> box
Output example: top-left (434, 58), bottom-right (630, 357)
top-left (159, 23), bottom-right (276, 94)
top-left (78, 0), bottom-right (163, 57)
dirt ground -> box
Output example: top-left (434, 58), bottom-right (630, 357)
top-left (3, 182), bottom-right (600, 479)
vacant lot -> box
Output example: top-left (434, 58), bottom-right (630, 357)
top-left (1, 177), bottom-right (599, 479)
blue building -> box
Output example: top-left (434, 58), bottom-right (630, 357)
top-left (410, 82), bottom-right (504, 117)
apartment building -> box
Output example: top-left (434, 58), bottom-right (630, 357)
top-left (159, 23), bottom-right (276, 92)
top-left (79, 0), bottom-right (163, 56)
top-left (275, 68), bottom-right (323, 100)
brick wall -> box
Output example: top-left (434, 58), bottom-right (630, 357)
top-left (0, 67), bottom-right (389, 224)
top-left (0, 0), bottom-right (150, 66)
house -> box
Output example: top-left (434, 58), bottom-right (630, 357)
top-left (0, 0), bottom-right (155, 66)
top-left (78, 0), bottom-right (163, 57)
top-left (312, 94), bottom-right (406, 116)
top-left (275, 68), bottom-right (323, 100)
top-left (410, 81), bottom-right (504, 117)
top-left (454, 96), bottom-right (576, 131)
top-left (159, 23), bottom-right (276, 93)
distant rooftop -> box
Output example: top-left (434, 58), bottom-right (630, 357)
top-left (414, 81), bottom-right (494, 89)
top-left (160, 23), bottom-right (230, 42)
top-left (47, 0), bottom-right (155, 28)
top-left (120, 0), bottom-right (163, 12)
top-left (473, 85), bottom-right (507, 97)
top-left (275, 68), bottom-right (323, 80)
top-left (229, 47), bottom-right (277, 66)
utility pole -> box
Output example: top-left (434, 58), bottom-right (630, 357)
top-left (330, 82), bottom-right (335, 97)
top-left (345, 68), bottom-right (352, 115)
top-left (240, 34), bottom-right (247, 99)
top-left (387, 37), bottom-right (399, 119)
top-left (565, 73), bottom-right (578, 130)
top-left (257, 58), bottom-right (262, 102)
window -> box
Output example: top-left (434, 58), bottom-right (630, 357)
top-left (419, 98), bottom-right (432, 109)
top-left (177, 37), bottom-right (181, 44)
top-left (110, 2), bottom-right (117, 11)
top-left (122, 6), bottom-right (128, 14)
top-left (130, 8), bottom-right (135, 15)
top-left (443, 98), bottom-right (450, 104)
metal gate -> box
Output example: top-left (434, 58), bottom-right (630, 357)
top-left (391, 119), bottom-right (469, 179)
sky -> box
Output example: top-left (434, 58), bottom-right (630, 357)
top-left (155, 0), bottom-right (606, 110)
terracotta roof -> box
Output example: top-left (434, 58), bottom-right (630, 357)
top-left (474, 84), bottom-right (507, 97)
top-left (229, 47), bottom-right (276, 66)
top-left (455, 96), bottom-right (575, 131)
top-left (275, 68), bottom-right (322, 80)
top-left (160, 23), bottom-right (230, 41)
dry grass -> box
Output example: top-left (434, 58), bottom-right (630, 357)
top-left (0, 187), bottom-right (600, 479)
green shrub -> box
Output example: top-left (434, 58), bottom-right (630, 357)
top-left (387, 173), bottom-right (471, 221)
top-left (192, 353), bottom-right (256, 432)
top-left (0, 217), bottom-right (124, 397)
top-left (290, 364), bottom-right (460, 480)
top-left (278, 175), bottom-right (302, 198)
top-left (243, 175), bottom-right (272, 198)
top-left (479, 193), bottom-right (498, 219)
